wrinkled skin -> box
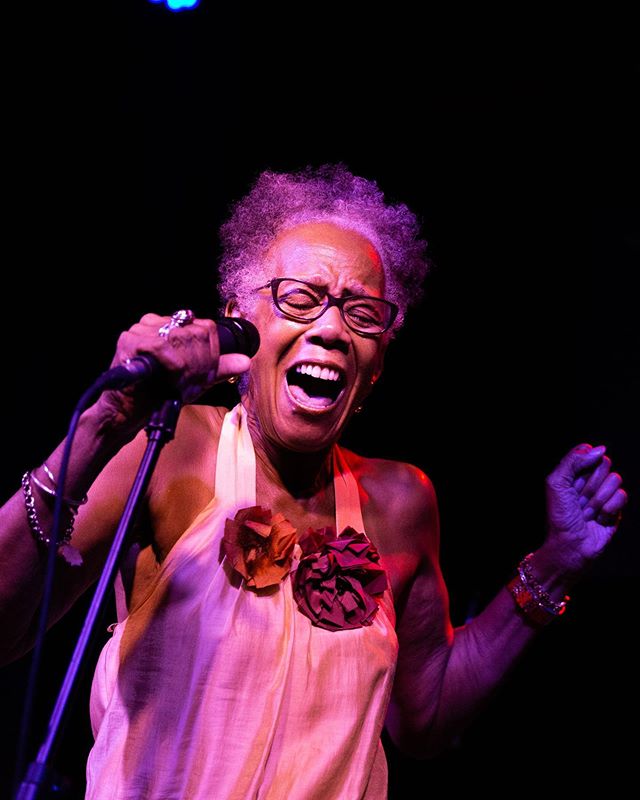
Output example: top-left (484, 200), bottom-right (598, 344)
top-left (96, 314), bottom-right (251, 436)
top-left (544, 443), bottom-right (626, 576)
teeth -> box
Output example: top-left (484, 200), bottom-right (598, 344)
top-left (295, 363), bottom-right (341, 382)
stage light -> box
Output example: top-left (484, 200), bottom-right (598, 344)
top-left (148, 0), bottom-right (201, 11)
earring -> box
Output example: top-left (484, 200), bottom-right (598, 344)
top-left (354, 405), bottom-right (363, 414)
top-left (227, 375), bottom-right (240, 385)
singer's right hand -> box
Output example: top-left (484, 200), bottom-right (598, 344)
top-left (97, 313), bottom-right (251, 432)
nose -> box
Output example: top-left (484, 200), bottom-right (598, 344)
top-left (304, 304), bottom-right (350, 354)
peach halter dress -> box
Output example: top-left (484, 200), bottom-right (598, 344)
top-left (87, 404), bottom-right (399, 799)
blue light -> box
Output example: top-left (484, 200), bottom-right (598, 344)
top-left (148, 0), bottom-right (200, 10)
top-left (167, 0), bottom-right (200, 8)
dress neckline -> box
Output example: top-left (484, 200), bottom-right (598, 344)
top-left (216, 403), bottom-right (366, 535)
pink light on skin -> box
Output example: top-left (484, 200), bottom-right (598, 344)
top-left (237, 222), bottom-right (389, 456)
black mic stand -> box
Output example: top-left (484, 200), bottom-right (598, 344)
top-left (16, 398), bottom-right (183, 800)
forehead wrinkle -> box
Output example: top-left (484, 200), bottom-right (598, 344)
top-left (302, 273), bottom-right (372, 297)
top-left (268, 225), bottom-right (385, 297)
top-left (282, 250), bottom-right (384, 296)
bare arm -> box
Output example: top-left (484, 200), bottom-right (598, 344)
top-left (0, 312), bottom-right (249, 665)
top-left (386, 444), bottom-right (627, 758)
top-left (0, 403), bottom-right (147, 665)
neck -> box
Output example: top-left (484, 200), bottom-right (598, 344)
top-left (243, 403), bottom-right (333, 499)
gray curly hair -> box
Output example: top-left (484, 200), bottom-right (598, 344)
top-left (217, 164), bottom-right (430, 330)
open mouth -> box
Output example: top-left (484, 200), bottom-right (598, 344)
top-left (285, 363), bottom-right (346, 410)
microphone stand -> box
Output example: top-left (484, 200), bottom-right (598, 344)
top-left (16, 398), bottom-right (183, 800)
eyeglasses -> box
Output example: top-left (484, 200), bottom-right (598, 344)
top-left (257, 278), bottom-right (398, 336)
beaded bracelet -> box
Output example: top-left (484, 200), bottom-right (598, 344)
top-left (507, 553), bottom-right (570, 627)
top-left (21, 470), bottom-right (84, 566)
top-left (519, 553), bottom-right (569, 616)
top-left (22, 471), bottom-right (76, 546)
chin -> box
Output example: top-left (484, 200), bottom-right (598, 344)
top-left (246, 373), bottom-right (357, 453)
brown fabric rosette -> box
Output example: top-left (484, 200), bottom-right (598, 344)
top-left (292, 526), bottom-right (388, 631)
top-left (222, 506), bottom-right (297, 589)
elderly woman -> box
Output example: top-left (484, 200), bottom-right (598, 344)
top-left (0, 166), bottom-right (627, 799)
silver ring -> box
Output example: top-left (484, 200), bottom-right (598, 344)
top-left (158, 309), bottom-right (195, 338)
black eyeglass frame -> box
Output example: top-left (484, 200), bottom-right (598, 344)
top-left (257, 277), bottom-right (399, 336)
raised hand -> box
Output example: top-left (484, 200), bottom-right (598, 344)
top-left (544, 443), bottom-right (627, 575)
top-left (96, 312), bottom-right (251, 434)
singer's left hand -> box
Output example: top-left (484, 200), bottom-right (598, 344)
top-left (540, 443), bottom-right (627, 577)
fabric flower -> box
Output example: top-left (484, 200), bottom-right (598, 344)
top-left (223, 506), bottom-right (297, 589)
top-left (292, 526), bottom-right (388, 631)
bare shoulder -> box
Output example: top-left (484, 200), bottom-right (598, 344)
top-left (148, 404), bottom-right (229, 559)
top-left (340, 447), bottom-right (440, 560)
top-left (155, 404), bottom-right (226, 469)
top-left (173, 403), bottom-right (227, 444)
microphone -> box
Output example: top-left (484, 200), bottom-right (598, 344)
top-left (95, 317), bottom-right (260, 391)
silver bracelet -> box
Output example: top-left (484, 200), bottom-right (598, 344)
top-left (518, 553), bottom-right (569, 617)
top-left (30, 462), bottom-right (88, 507)
top-left (22, 471), bottom-right (77, 547)
top-left (30, 471), bottom-right (57, 499)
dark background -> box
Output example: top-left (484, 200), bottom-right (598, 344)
top-left (1, 3), bottom-right (638, 797)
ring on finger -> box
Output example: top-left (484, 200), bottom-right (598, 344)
top-left (158, 309), bottom-right (195, 338)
